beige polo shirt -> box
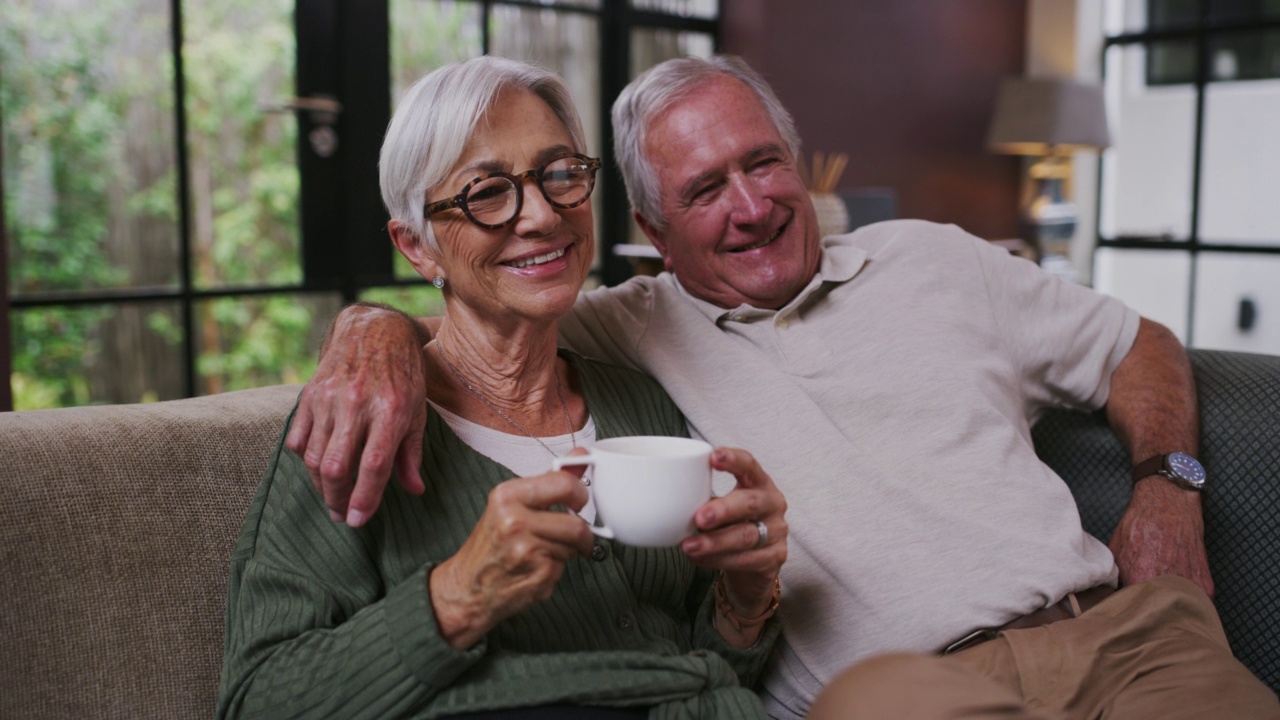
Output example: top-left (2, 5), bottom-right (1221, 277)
top-left (559, 219), bottom-right (1139, 719)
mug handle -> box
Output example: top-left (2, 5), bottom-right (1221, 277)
top-left (551, 454), bottom-right (614, 540)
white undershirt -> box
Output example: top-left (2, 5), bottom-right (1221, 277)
top-left (427, 400), bottom-right (598, 522)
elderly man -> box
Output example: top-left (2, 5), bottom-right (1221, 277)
top-left (287, 56), bottom-right (1278, 717)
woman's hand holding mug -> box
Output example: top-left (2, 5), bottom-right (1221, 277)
top-left (428, 471), bottom-right (594, 650)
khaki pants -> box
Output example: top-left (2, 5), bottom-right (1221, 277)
top-left (809, 576), bottom-right (1279, 719)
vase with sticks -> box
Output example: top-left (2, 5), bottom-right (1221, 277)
top-left (798, 151), bottom-right (850, 239)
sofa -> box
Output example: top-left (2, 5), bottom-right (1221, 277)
top-left (2, 349), bottom-right (1277, 718)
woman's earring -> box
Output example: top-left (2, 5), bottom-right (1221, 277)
top-left (431, 276), bottom-right (446, 289)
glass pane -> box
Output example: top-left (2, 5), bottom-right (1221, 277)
top-left (1099, 44), bottom-right (1197, 241)
top-left (1108, 0), bottom-right (1174, 34)
top-left (623, 28), bottom-right (714, 249)
top-left (194, 293), bottom-right (342, 395)
top-left (1093, 247), bottom-right (1192, 342)
top-left (630, 28), bottom-right (715, 76)
top-left (358, 285), bottom-right (447, 318)
top-left (1200, 79), bottom-right (1280, 244)
top-left (490, 7), bottom-right (601, 156)
top-left (1149, 0), bottom-right (1202, 29)
top-left (1209, 0), bottom-right (1280, 22)
top-left (2, 0), bottom-right (180, 298)
top-left (1147, 38), bottom-right (1199, 85)
top-left (390, 0), bottom-right (483, 100)
top-left (390, 0), bottom-right (483, 281)
top-left (1191, 253), bottom-right (1280, 353)
top-left (10, 302), bottom-right (184, 409)
top-left (631, 0), bottom-right (718, 19)
top-left (1208, 28), bottom-right (1280, 82)
top-left (490, 7), bottom-right (603, 272)
top-left (184, 0), bottom-right (300, 290)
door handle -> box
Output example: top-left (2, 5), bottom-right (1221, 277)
top-left (262, 95), bottom-right (341, 114)
top-left (261, 95), bottom-right (342, 158)
top-left (261, 95), bottom-right (342, 123)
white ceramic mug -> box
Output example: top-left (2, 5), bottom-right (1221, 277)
top-left (552, 436), bottom-right (712, 547)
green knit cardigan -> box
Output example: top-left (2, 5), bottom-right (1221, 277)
top-left (217, 351), bottom-right (778, 719)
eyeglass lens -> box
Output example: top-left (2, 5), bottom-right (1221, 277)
top-left (465, 156), bottom-right (595, 225)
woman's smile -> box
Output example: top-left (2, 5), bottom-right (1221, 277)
top-left (500, 241), bottom-right (579, 275)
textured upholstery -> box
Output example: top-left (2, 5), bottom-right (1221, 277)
top-left (1, 348), bottom-right (1275, 717)
top-left (1033, 349), bottom-right (1280, 693)
top-left (0, 384), bottom-right (300, 719)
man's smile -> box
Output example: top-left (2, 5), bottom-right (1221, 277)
top-left (730, 222), bottom-right (786, 253)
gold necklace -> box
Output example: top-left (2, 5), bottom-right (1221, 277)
top-left (433, 339), bottom-right (578, 459)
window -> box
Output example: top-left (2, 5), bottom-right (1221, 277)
top-left (1143, 0), bottom-right (1280, 85)
top-left (1094, 0), bottom-right (1280, 354)
top-left (2, 0), bottom-right (718, 410)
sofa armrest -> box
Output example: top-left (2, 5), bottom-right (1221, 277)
top-left (1032, 349), bottom-right (1280, 693)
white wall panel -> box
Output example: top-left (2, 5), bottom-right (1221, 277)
top-left (1094, 247), bottom-right (1191, 342)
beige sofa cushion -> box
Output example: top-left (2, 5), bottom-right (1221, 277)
top-left (0, 384), bottom-right (300, 719)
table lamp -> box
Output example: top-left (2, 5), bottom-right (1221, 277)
top-left (987, 77), bottom-right (1111, 266)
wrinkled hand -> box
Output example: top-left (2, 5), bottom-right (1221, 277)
top-left (430, 469), bottom-right (595, 649)
top-left (1109, 477), bottom-right (1214, 598)
top-left (285, 306), bottom-right (428, 527)
top-left (681, 447), bottom-right (787, 644)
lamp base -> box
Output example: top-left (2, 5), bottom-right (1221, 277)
top-left (1021, 175), bottom-right (1077, 262)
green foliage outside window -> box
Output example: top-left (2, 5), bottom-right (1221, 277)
top-left (3, 0), bottom-right (310, 408)
top-left (3, 1), bottom-right (132, 407)
top-left (2, 0), bottom-right (522, 409)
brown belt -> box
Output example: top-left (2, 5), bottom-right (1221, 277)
top-left (942, 585), bottom-right (1116, 655)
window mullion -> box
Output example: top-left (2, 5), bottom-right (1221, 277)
top-left (171, 0), bottom-right (197, 397)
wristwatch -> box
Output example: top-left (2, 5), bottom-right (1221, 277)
top-left (1132, 452), bottom-right (1206, 491)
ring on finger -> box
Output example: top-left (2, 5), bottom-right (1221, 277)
top-left (754, 520), bottom-right (769, 549)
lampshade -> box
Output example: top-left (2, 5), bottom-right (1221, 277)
top-left (987, 77), bottom-right (1111, 156)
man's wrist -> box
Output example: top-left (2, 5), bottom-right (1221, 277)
top-left (322, 303), bottom-right (411, 353)
top-left (1132, 451), bottom-right (1205, 492)
top-left (1131, 473), bottom-right (1205, 512)
top-left (356, 303), bottom-right (432, 344)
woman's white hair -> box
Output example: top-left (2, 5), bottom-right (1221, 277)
top-left (611, 54), bottom-right (801, 232)
top-left (380, 55), bottom-right (588, 251)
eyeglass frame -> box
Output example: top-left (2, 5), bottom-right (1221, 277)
top-left (423, 153), bottom-right (602, 230)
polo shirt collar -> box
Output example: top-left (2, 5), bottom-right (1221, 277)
top-left (664, 233), bottom-right (869, 322)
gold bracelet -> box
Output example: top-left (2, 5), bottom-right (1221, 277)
top-left (714, 572), bottom-right (781, 633)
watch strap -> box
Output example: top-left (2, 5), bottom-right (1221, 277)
top-left (1132, 453), bottom-right (1168, 483)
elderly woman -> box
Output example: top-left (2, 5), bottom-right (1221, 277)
top-left (217, 56), bottom-right (787, 719)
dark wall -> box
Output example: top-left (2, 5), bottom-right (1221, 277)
top-left (722, 0), bottom-right (1026, 240)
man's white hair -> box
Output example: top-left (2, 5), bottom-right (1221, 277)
top-left (610, 54), bottom-right (801, 232)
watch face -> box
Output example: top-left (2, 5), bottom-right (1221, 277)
top-left (1167, 452), bottom-right (1206, 487)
